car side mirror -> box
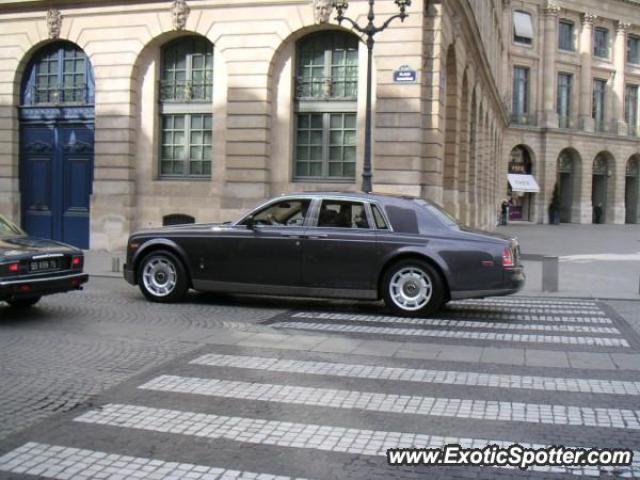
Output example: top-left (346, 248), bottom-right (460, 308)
top-left (245, 216), bottom-right (256, 230)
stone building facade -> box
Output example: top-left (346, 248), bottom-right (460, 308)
top-left (0, 0), bottom-right (510, 250)
top-left (504, 0), bottom-right (640, 224)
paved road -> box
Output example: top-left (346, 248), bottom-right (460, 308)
top-left (0, 277), bottom-right (639, 479)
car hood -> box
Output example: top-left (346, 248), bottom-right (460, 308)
top-left (0, 236), bottom-right (79, 259)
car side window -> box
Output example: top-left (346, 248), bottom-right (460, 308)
top-left (317, 200), bottom-right (370, 229)
top-left (248, 199), bottom-right (311, 227)
top-left (371, 204), bottom-right (389, 230)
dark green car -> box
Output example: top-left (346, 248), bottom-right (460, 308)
top-left (0, 215), bottom-right (88, 308)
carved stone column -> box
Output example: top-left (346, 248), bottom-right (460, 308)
top-left (578, 13), bottom-right (596, 132)
top-left (542, 1), bottom-right (560, 127)
top-left (612, 21), bottom-right (630, 135)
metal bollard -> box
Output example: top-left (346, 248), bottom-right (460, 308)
top-left (542, 256), bottom-right (559, 293)
top-left (111, 257), bottom-right (121, 273)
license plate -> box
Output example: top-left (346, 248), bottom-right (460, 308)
top-left (29, 259), bottom-right (60, 272)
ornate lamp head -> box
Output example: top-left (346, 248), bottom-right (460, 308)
top-left (395, 0), bottom-right (411, 19)
top-left (333, 0), bottom-right (349, 23)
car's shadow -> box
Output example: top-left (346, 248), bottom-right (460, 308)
top-left (187, 291), bottom-right (488, 321)
top-left (0, 305), bottom-right (58, 325)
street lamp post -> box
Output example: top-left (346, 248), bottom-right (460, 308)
top-left (333, 0), bottom-right (411, 193)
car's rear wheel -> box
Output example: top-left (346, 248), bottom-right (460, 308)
top-left (7, 296), bottom-right (41, 308)
top-left (382, 260), bottom-right (444, 317)
top-left (138, 250), bottom-right (188, 303)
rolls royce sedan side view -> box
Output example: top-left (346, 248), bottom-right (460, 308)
top-left (0, 215), bottom-right (89, 308)
top-left (123, 193), bottom-right (524, 316)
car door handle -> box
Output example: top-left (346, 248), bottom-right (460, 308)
top-left (306, 234), bottom-right (328, 239)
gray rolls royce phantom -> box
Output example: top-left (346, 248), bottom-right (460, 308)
top-left (123, 193), bottom-right (524, 316)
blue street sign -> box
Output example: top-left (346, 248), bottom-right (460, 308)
top-left (393, 65), bottom-right (417, 83)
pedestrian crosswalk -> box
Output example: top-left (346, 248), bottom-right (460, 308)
top-left (266, 297), bottom-right (637, 352)
top-left (189, 353), bottom-right (640, 395)
top-left (0, 297), bottom-right (639, 479)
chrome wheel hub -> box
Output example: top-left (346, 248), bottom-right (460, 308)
top-left (142, 257), bottom-right (177, 297)
top-left (389, 267), bottom-right (432, 311)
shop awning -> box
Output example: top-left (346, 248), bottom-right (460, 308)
top-left (508, 174), bottom-right (540, 193)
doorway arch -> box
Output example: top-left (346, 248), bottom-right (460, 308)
top-left (19, 41), bottom-right (95, 248)
top-left (591, 152), bottom-right (614, 224)
top-left (507, 144), bottom-right (536, 221)
top-left (626, 155), bottom-right (640, 224)
top-left (556, 148), bottom-right (581, 223)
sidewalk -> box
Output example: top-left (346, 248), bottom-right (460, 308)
top-left (84, 224), bottom-right (640, 300)
top-left (498, 224), bottom-right (640, 300)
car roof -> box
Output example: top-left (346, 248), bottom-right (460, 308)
top-left (278, 191), bottom-right (421, 203)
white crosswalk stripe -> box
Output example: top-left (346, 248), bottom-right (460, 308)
top-left (290, 312), bottom-right (620, 333)
top-left (140, 375), bottom-right (640, 430)
top-left (190, 353), bottom-right (640, 395)
top-left (448, 305), bottom-right (606, 315)
top-left (291, 311), bottom-right (614, 325)
top-left (451, 299), bottom-right (598, 307)
top-left (74, 403), bottom-right (640, 478)
top-left (273, 321), bottom-right (630, 347)
top-left (0, 442), bottom-right (311, 480)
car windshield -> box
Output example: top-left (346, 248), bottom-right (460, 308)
top-left (0, 215), bottom-right (25, 237)
top-left (412, 199), bottom-right (460, 228)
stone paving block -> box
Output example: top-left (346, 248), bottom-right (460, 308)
top-left (310, 337), bottom-right (365, 354)
top-left (524, 349), bottom-right (570, 368)
top-left (351, 340), bottom-right (402, 357)
top-left (437, 346), bottom-right (484, 363)
top-left (236, 333), bottom-right (291, 348)
top-left (270, 334), bottom-right (327, 351)
top-left (394, 342), bottom-right (442, 360)
top-left (567, 352), bottom-right (617, 370)
top-left (610, 353), bottom-right (640, 371)
top-left (479, 348), bottom-right (525, 366)
top-left (198, 329), bottom-right (257, 345)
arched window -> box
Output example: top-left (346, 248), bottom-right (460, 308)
top-left (294, 31), bottom-right (358, 180)
top-left (159, 36), bottom-right (213, 178)
top-left (21, 41), bottom-right (94, 106)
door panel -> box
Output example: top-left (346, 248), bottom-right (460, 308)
top-left (198, 226), bottom-right (305, 287)
top-left (21, 126), bottom-right (56, 240)
top-left (302, 227), bottom-right (378, 290)
top-left (60, 125), bottom-right (94, 248)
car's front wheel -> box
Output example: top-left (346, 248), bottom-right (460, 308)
top-left (382, 260), bottom-right (444, 317)
top-left (138, 250), bottom-right (188, 303)
top-left (7, 296), bottom-right (41, 308)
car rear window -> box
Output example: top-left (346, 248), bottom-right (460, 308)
top-left (384, 206), bottom-right (419, 234)
top-left (412, 199), bottom-right (459, 228)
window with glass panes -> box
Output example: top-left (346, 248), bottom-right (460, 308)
top-left (161, 37), bottom-right (213, 102)
top-left (159, 36), bottom-right (214, 179)
top-left (294, 32), bottom-right (358, 180)
top-left (558, 20), bottom-right (574, 51)
top-left (557, 73), bottom-right (572, 127)
top-left (512, 66), bottom-right (529, 117)
top-left (626, 84), bottom-right (639, 136)
top-left (33, 44), bottom-right (88, 104)
top-left (592, 78), bottom-right (606, 131)
top-left (594, 27), bottom-right (609, 58)
top-left (160, 114), bottom-right (212, 177)
top-left (628, 35), bottom-right (640, 65)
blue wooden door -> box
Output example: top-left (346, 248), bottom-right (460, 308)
top-left (19, 41), bottom-right (94, 249)
top-left (21, 124), bottom-right (94, 249)
top-left (21, 126), bottom-right (56, 240)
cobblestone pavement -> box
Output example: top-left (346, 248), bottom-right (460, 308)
top-left (0, 277), bottom-right (639, 479)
